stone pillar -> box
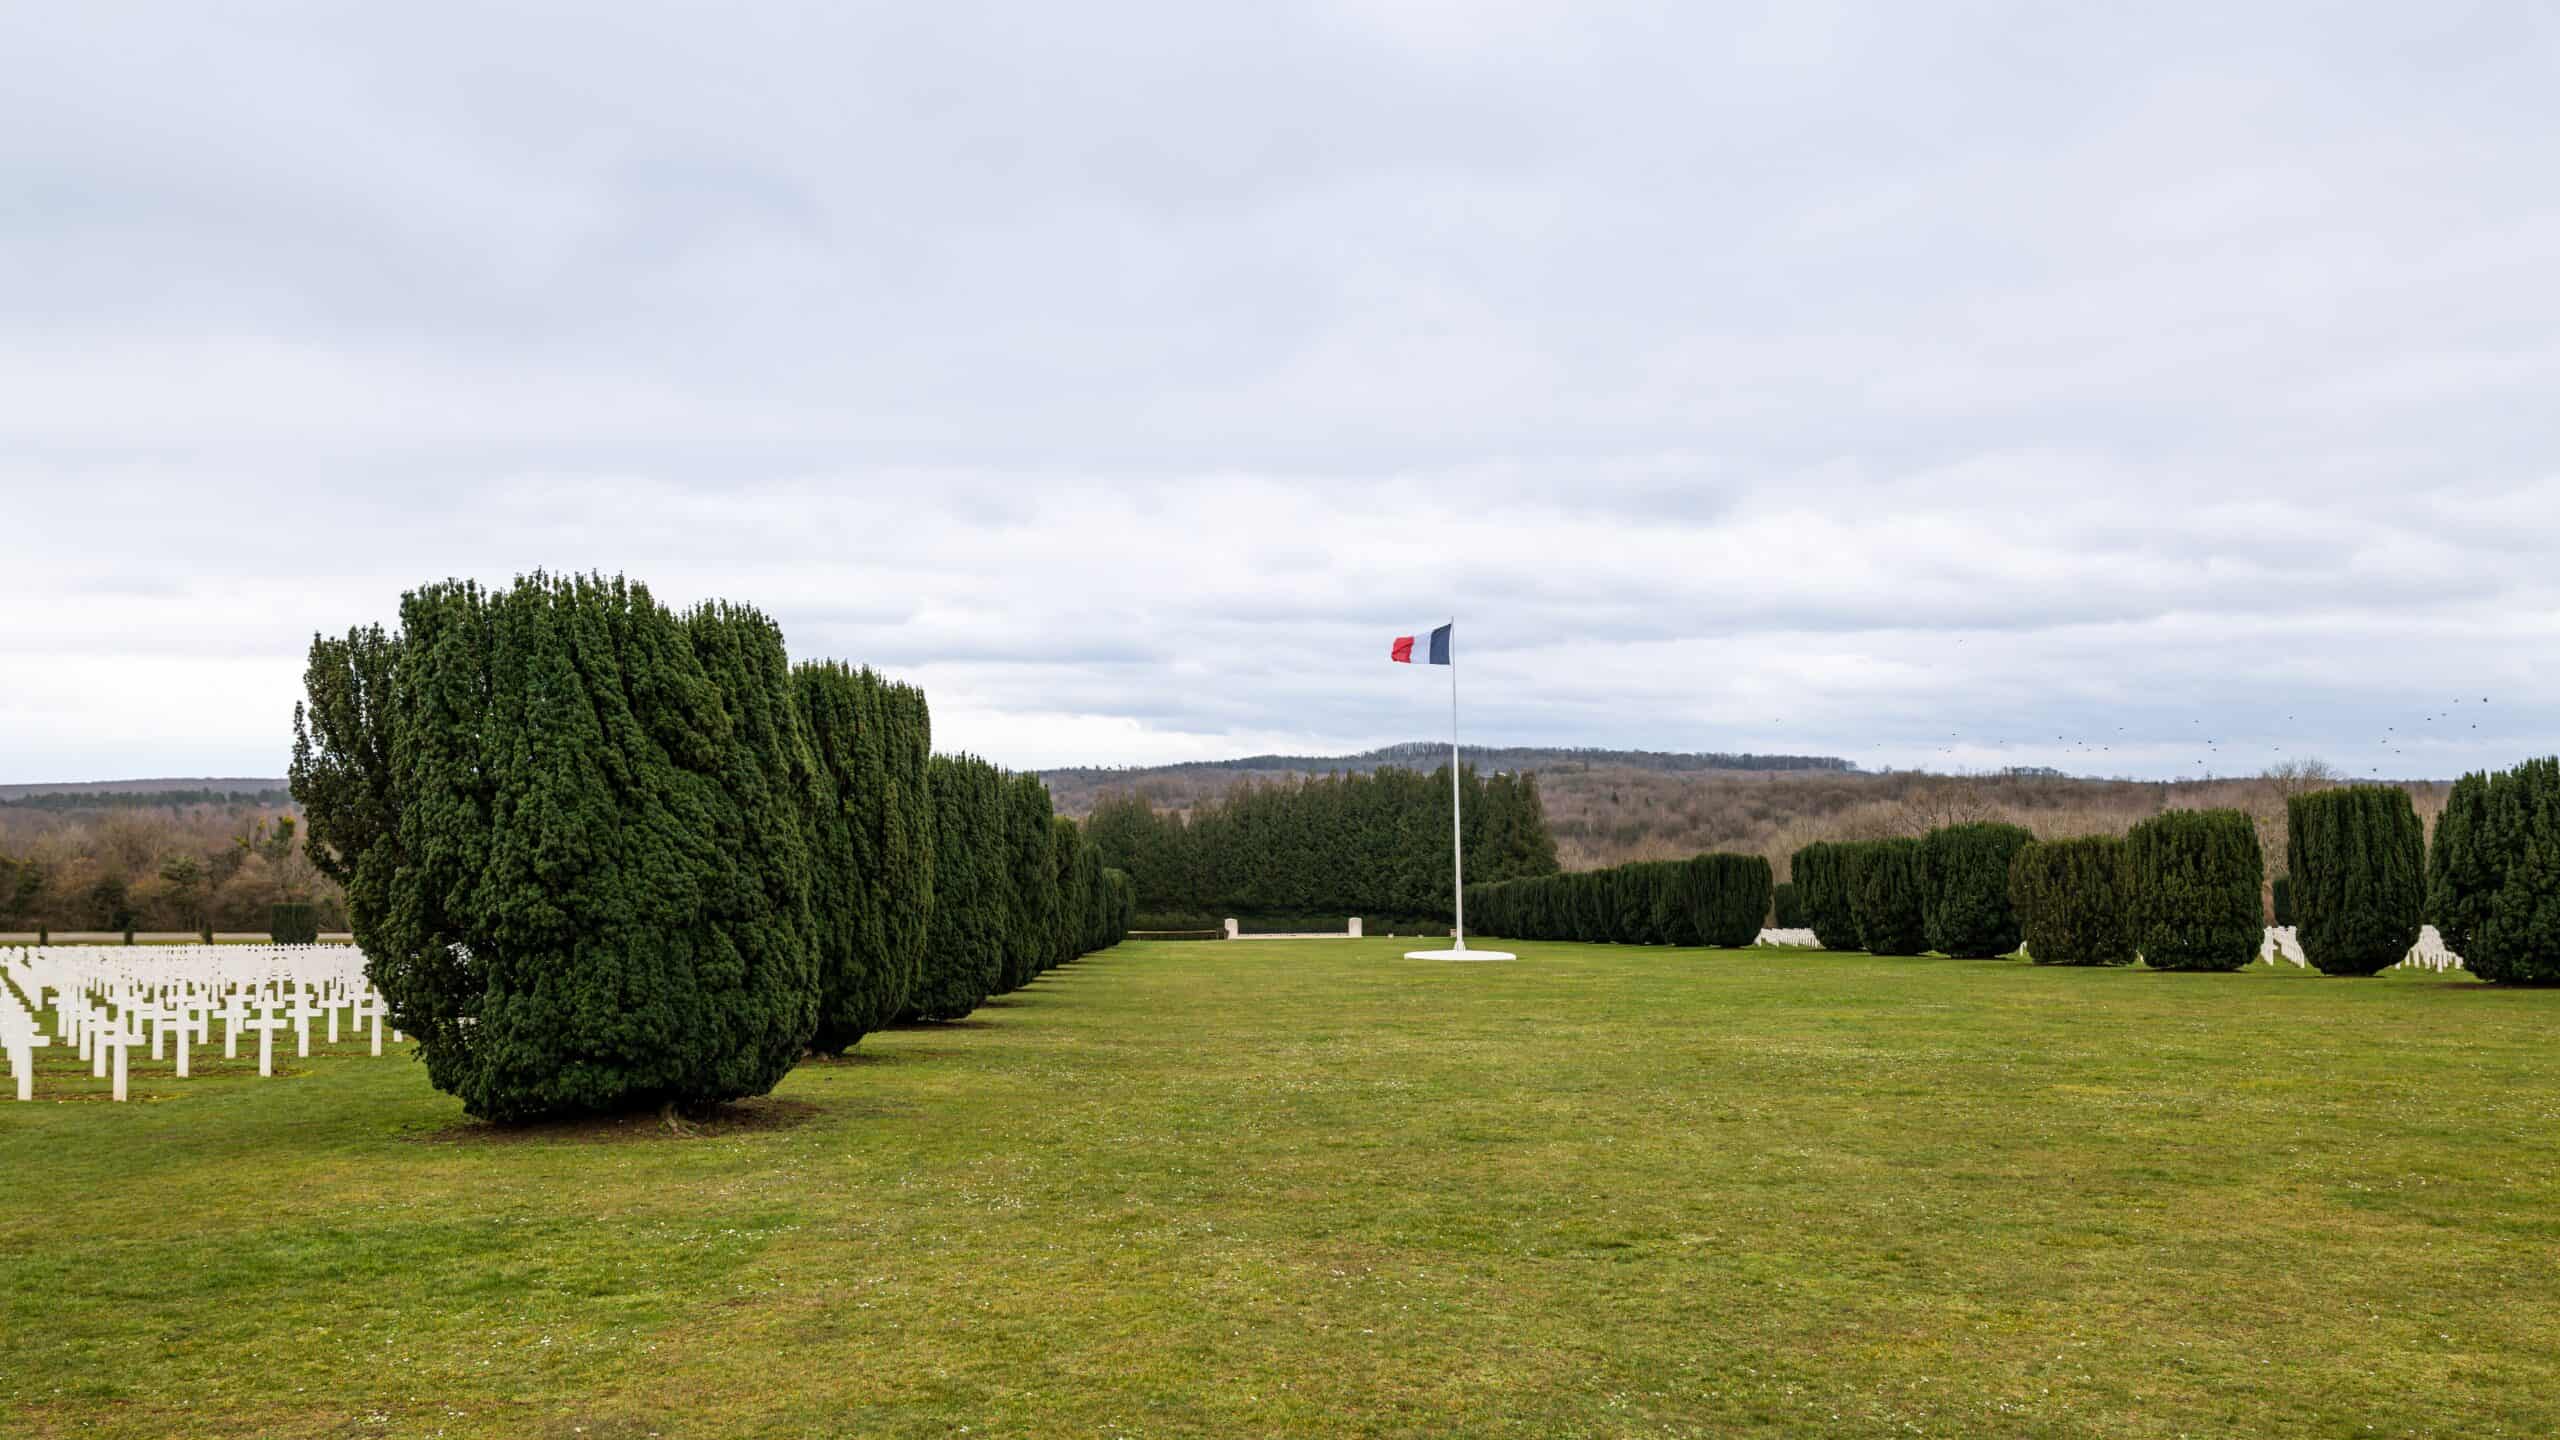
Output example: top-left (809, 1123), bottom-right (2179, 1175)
top-left (1223, 918), bottom-right (1239, 940)
top-left (1347, 917), bottom-right (1363, 938)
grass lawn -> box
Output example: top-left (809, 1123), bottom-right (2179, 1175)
top-left (5, 940), bottom-right (2557, 1438)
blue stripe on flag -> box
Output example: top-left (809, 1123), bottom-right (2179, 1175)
top-left (1428, 623), bottom-right (1452, 665)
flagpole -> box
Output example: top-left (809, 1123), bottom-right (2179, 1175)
top-left (1448, 617), bottom-right (1463, 950)
top-left (1403, 618), bottom-right (1510, 961)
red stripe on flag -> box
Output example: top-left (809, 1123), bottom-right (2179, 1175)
top-left (1389, 635), bottom-right (1414, 663)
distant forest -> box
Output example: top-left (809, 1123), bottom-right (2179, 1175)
top-left (1048, 742), bottom-right (1852, 782)
top-left (0, 787), bottom-right (294, 812)
top-left (1084, 765), bottom-right (1559, 928)
top-left (0, 790), bottom-right (332, 934)
top-left (1042, 743), bottom-right (1851, 811)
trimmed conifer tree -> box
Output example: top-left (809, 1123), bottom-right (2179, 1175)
top-left (2287, 785), bottom-right (2424, 977)
top-left (2465, 758), bottom-right (2560, 984)
top-left (1922, 822), bottom-right (2034, 959)
top-left (1688, 852), bottom-right (1773, 948)
top-left (289, 621), bottom-right (405, 947)
top-left (268, 901), bottom-right (320, 945)
top-left (1073, 834), bottom-right (1112, 955)
top-left (1047, 816), bottom-right (1084, 969)
top-left (1646, 860), bottom-right (1696, 945)
top-left (2125, 808), bottom-right (2262, 972)
top-left (795, 663), bottom-right (935, 1053)
top-left (2270, 872), bottom-right (2293, 927)
top-left (1771, 880), bottom-right (1802, 929)
top-left (1000, 774), bottom-right (1060, 990)
top-left (1848, 838), bottom-right (1929, 956)
top-left (1790, 842), bottom-right (1862, 951)
top-left (297, 575), bottom-right (824, 1122)
top-left (908, 753), bottom-right (1008, 1021)
top-left (1103, 867), bottom-right (1134, 946)
top-left (2010, 836), bottom-right (2135, 966)
top-left (1596, 864), bottom-right (1639, 943)
top-left (2426, 770), bottom-right (2497, 962)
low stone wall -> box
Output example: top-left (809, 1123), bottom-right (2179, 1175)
top-left (1224, 917), bottom-right (1366, 940)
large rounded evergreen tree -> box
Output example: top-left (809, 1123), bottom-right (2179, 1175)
top-left (294, 574), bottom-right (823, 1121)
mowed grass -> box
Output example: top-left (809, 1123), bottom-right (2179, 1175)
top-left (5, 942), bottom-right (2559, 1439)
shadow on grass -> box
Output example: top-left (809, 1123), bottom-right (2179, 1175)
top-left (798, 1042), bottom-right (980, 1067)
top-left (406, 1094), bottom-right (835, 1146)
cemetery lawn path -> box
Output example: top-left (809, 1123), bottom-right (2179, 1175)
top-left (6, 940), bottom-right (2560, 1438)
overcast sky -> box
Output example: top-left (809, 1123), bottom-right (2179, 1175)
top-left (5, 2), bottom-right (2556, 785)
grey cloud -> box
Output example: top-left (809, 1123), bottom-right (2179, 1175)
top-left (3, 2), bottom-right (2556, 781)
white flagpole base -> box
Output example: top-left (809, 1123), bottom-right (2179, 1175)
top-left (1404, 944), bottom-right (1516, 962)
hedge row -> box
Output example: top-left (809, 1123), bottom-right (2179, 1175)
top-left (290, 572), bottom-right (1129, 1121)
top-left (1790, 813), bottom-right (2266, 969)
top-left (2009, 810), bottom-right (2268, 970)
top-left (2429, 758), bottom-right (2560, 984)
top-left (1084, 771), bottom-right (1560, 925)
top-left (1781, 796), bottom-right (2449, 975)
top-left (2007, 789), bottom-right (2432, 977)
top-left (1787, 827), bottom-right (2034, 958)
top-left (1466, 852), bottom-right (1772, 947)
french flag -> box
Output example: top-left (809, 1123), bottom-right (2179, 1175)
top-left (1390, 623), bottom-right (1452, 665)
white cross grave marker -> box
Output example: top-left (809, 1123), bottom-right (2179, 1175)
top-left (355, 991), bottom-right (386, 1056)
top-left (100, 1007), bottom-right (138, 1102)
top-left (243, 999), bottom-right (292, 1078)
top-left (294, 986), bottom-right (326, 1058)
top-left (172, 998), bottom-right (206, 1079)
top-left (3, 996), bottom-right (51, 1102)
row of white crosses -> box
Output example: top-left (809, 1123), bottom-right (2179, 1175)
top-left (2396, 925), bottom-right (2465, 973)
top-left (2257, 924), bottom-right (2467, 972)
top-left (0, 944), bottom-right (403, 1102)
